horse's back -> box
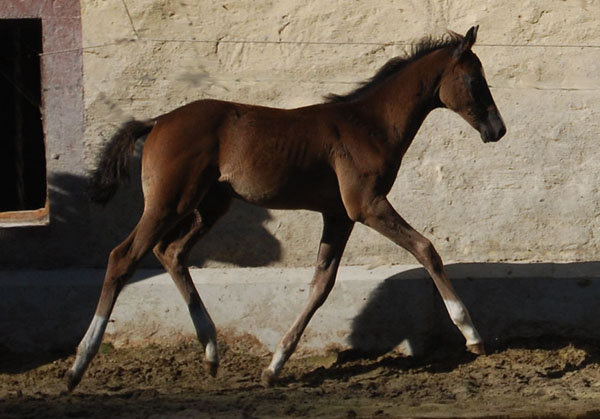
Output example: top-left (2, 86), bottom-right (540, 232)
top-left (141, 98), bottom-right (345, 212)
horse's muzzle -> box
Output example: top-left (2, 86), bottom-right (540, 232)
top-left (480, 111), bottom-right (506, 143)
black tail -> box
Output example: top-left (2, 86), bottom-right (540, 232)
top-left (89, 119), bottom-right (155, 205)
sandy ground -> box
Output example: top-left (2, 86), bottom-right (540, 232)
top-left (3, 336), bottom-right (600, 419)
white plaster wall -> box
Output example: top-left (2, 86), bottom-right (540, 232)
top-left (81, 0), bottom-right (600, 268)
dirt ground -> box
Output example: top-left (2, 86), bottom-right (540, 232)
top-left (3, 336), bottom-right (600, 419)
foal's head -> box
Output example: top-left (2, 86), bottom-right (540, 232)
top-left (438, 26), bottom-right (506, 143)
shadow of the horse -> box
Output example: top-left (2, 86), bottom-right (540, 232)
top-left (349, 262), bottom-right (600, 356)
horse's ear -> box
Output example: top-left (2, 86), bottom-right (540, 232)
top-left (455, 25), bottom-right (478, 58)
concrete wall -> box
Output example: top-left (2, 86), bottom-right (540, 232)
top-left (3, 263), bottom-right (600, 354)
top-left (80, 0), bottom-right (600, 269)
top-left (1, 1), bottom-right (600, 354)
top-left (1, 0), bottom-right (598, 269)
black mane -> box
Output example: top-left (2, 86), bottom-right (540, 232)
top-left (325, 32), bottom-right (464, 104)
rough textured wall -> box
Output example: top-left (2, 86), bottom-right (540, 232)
top-left (81, 0), bottom-right (600, 268)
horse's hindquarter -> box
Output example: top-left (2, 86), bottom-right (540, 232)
top-left (140, 100), bottom-right (237, 213)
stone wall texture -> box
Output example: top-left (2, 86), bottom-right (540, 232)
top-left (80, 0), bottom-right (600, 268)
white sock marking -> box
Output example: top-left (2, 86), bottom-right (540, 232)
top-left (266, 348), bottom-right (286, 375)
top-left (443, 298), bottom-right (482, 346)
top-left (205, 341), bottom-right (218, 364)
top-left (70, 315), bottom-right (108, 376)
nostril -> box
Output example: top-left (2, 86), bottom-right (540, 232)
top-left (498, 125), bottom-right (507, 139)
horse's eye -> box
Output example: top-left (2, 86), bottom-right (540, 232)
top-left (468, 77), bottom-right (494, 107)
top-left (470, 78), bottom-right (486, 92)
top-left (469, 78), bottom-right (490, 100)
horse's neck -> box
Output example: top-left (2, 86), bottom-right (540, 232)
top-left (361, 50), bottom-right (448, 155)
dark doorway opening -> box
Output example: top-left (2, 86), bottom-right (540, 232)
top-left (0, 19), bottom-right (46, 212)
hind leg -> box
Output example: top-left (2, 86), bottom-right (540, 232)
top-left (66, 207), bottom-right (180, 391)
top-left (153, 184), bottom-right (232, 377)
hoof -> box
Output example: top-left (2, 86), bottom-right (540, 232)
top-left (65, 369), bottom-right (81, 392)
top-left (466, 342), bottom-right (486, 356)
top-left (261, 369), bottom-right (276, 388)
top-left (204, 361), bottom-right (218, 378)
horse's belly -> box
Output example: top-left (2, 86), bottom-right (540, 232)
top-left (220, 174), bottom-right (281, 205)
top-left (218, 168), bottom-right (341, 211)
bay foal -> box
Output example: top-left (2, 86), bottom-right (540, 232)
top-left (67, 26), bottom-right (505, 390)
